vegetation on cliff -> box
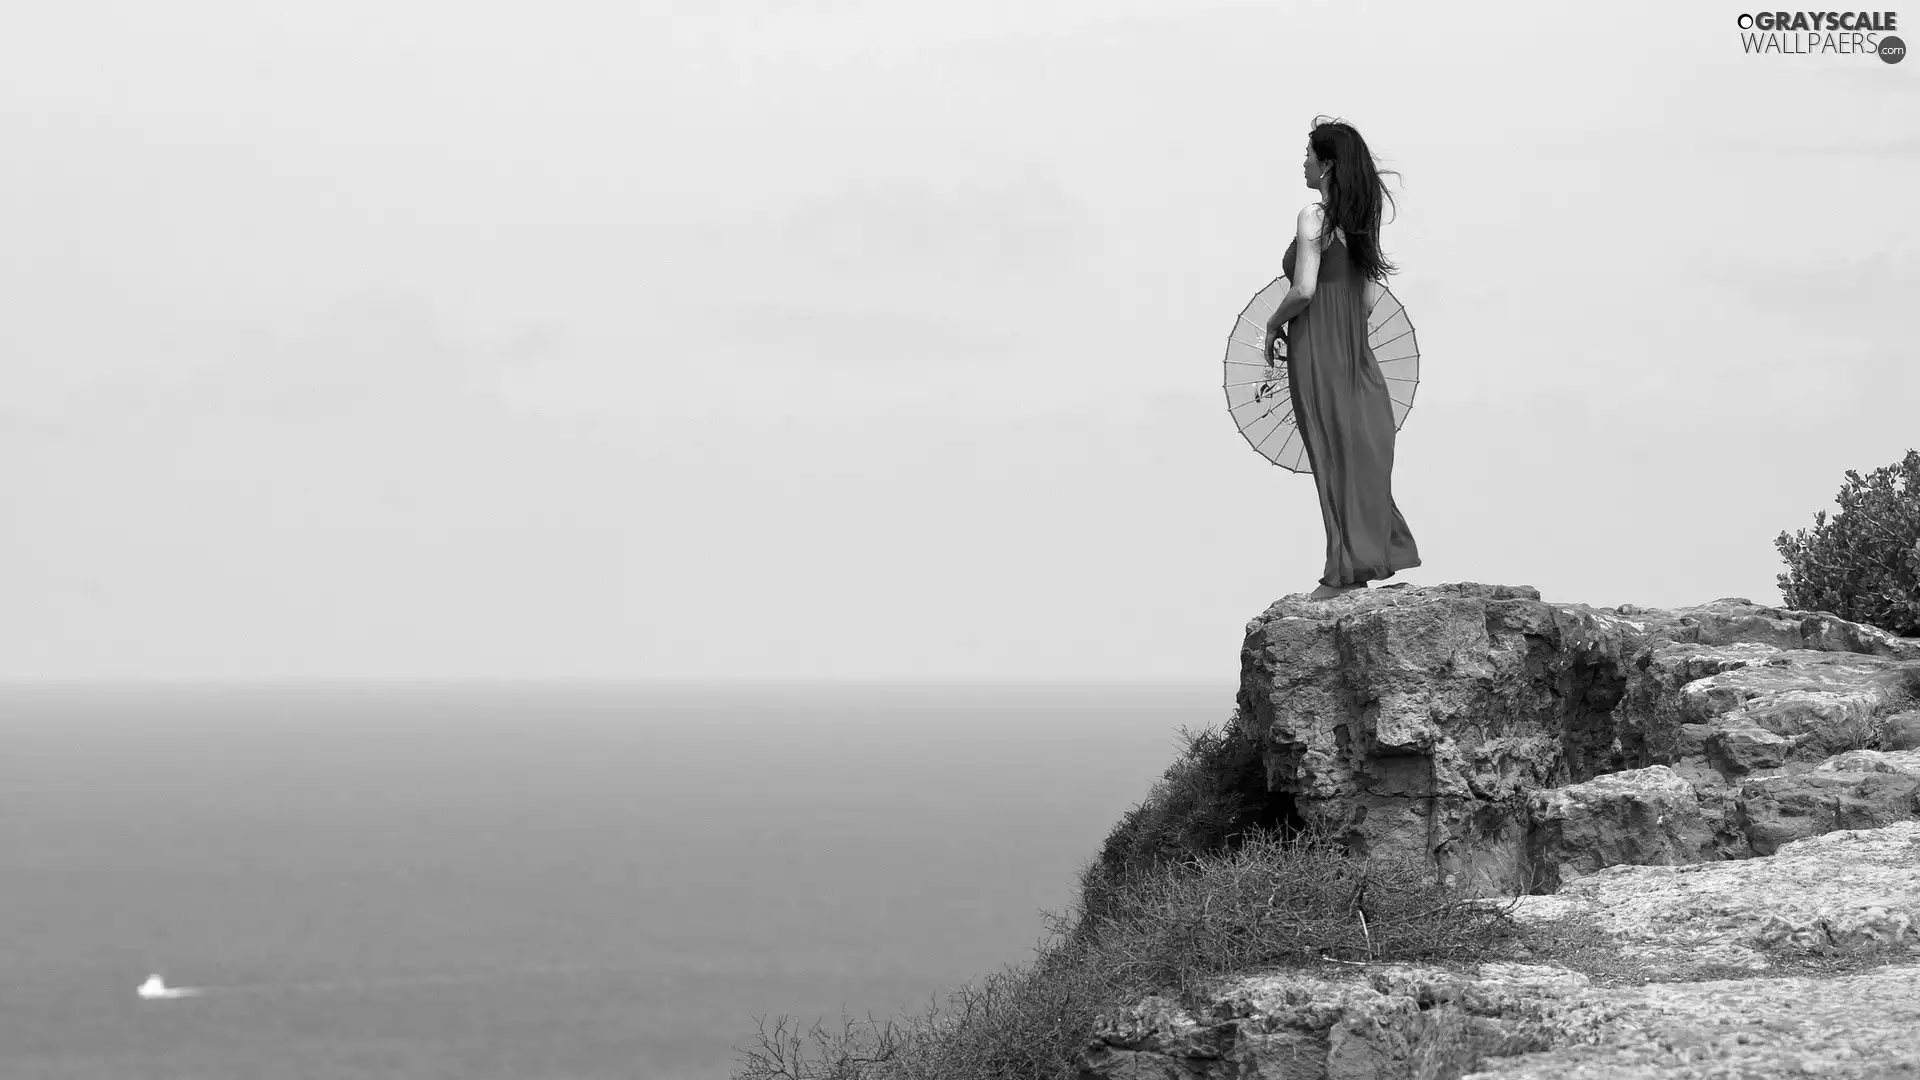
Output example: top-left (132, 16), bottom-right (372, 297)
top-left (1776, 447), bottom-right (1920, 639)
top-left (730, 716), bottom-right (1511, 1080)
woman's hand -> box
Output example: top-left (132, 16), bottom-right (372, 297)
top-left (1264, 323), bottom-right (1288, 362)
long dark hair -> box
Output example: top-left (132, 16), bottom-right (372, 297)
top-left (1307, 116), bottom-right (1401, 281)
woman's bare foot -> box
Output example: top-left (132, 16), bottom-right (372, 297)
top-left (1308, 581), bottom-right (1369, 601)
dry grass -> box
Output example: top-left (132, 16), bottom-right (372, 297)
top-left (729, 815), bottom-right (1514, 1080)
top-left (728, 701), bottom-right (1920, 1079)
top-left (1075, 826), bottom-right (1516, 985)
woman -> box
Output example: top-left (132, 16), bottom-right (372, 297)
top-left (1260, 117), bottom-right (1420, 601)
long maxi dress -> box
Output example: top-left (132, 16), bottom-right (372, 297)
top-left (1282, 230), bottom-right (1421, 589)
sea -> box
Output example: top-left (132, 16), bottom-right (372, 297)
top-left (0, 679), bottom-right (1227, 1079)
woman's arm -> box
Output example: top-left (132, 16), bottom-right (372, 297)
top-left (1264, 205), bottom-right (1323, 356)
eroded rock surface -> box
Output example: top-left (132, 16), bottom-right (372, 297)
top-left (1081, 963), bottom-right (1920, 1080)
top-left (1235, 583), bottom-right (1920, 892)
top-left (1509, 822), bottom-right (1920, 975)
top-left (1525, 766), bottom-right (1717, 891)
top-left (1080, 825), bottom-right (1920, 1078)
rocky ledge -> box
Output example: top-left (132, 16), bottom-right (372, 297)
top-left (1082, 824), bottom-right (1920, 1078)
top-left (1078, 583), bottom-right (1920, 1079)
top-left (1233, 582), bottom-right (1920, 893)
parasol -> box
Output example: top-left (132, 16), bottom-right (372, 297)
top-left (1221, 275), bottom-right (1420, 474)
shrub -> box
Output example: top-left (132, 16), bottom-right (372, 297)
top-left (1070, 825), bottom-right (1514, 991)
top-left (729, 821), bottom-right (1514, 1080)
top-left (1774, 448), bottom-right (1920, 639)
top-left (1073, 712), bottom-right (1293, 933)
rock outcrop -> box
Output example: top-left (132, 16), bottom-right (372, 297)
top-left (1234, 583), bottom-right (1920, 893)
top-left (1076, 584), bottom-right (1920, 1079)
top-left (1082, 960), bottom-right (1920, 1080)
top-left (1080, 825), bottom-right (1920, 1079)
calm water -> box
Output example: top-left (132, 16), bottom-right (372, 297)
top-left (0, 680), bottom-right (1226, 1079)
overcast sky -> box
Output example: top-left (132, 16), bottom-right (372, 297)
top-left (2, 0), bottom-right (1914, 681)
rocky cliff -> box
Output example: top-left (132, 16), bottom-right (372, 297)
top-left (1234, 582), bottom-right (1920, 894)
top-left (1079, 583), bottom-right (1920, 1080)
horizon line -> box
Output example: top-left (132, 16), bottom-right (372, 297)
top-left (0, 675), bottom-right (1230, 687)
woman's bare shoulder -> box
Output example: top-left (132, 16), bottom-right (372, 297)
top-left (1297, 203), bottom-right (1344, 249)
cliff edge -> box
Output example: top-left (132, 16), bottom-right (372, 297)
top-left (1079, 582), bottom-right (1920, 1080)
top-left (1236, 582), bottom-right (1920, 894)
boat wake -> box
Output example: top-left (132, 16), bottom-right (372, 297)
top-left (136, 975), bottom-right (201, 1000)
top-left (136, 962), bottom-right (628, 1000)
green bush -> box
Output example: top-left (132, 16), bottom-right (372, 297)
top-left (1775, 449), bottom-right (1920, 639)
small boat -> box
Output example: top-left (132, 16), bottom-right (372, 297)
top-left (137, 974), bottom-right (197, 1000)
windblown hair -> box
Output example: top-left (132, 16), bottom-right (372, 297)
top-left (1307, 116), bottom-right (1402, 282)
